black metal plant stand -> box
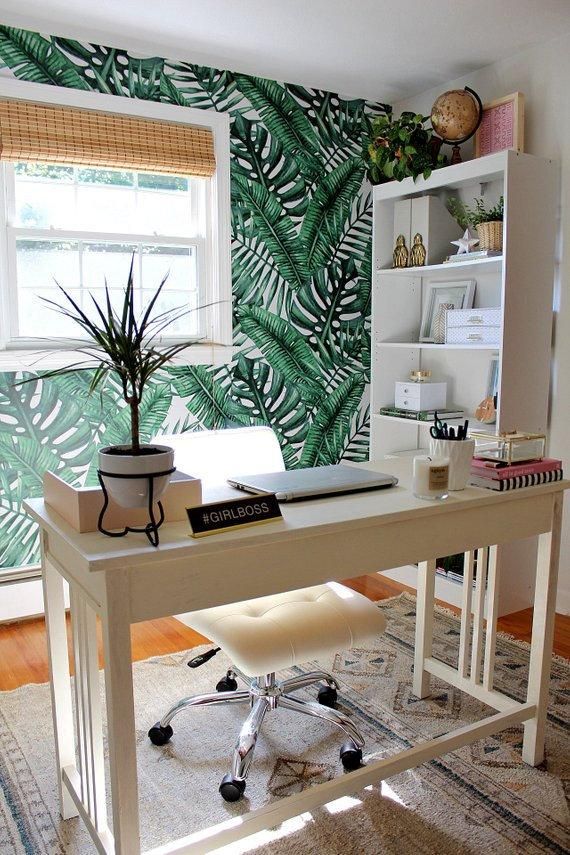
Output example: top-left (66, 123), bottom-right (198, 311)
top-left (97, 467), bottom-right (176, 547)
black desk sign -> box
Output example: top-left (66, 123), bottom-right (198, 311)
top-left (186, 494), bottom-right (282, 538)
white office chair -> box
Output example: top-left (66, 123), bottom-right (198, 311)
top-left (148, 427), bottom-right (386, 801)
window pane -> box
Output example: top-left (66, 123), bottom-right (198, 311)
top-left (82, 242), bottom-right (138, 290)
top-left (14, 162), bottom-right (203, 237)
top-left (15, 162), bottom-right (74, 181)
top-left (138, 173), bottom-right (188, 192)
top-left (15, 239), bottom-right (80, 337)
top-left (141, 289), bottom-right (200, 337)
top-left (77, 167), bottom-right (134, 187)
top-left (141, 245), bottom-right (196, 291)
top-left (15, 181), bottom-right (76, 228)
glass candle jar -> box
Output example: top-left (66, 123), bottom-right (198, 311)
top-left (412, 455), bottom-right (449, 500)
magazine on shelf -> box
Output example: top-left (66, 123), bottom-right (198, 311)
top-left (379, 406), bottom-right (464, 421)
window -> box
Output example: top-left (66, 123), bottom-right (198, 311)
top-left (0, 80), bottom-right (232, 369)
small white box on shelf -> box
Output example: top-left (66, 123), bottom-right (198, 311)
top-left (445, 306), bottom-right (501, 345)
top-left (394, 380), bottom-right (447, 412)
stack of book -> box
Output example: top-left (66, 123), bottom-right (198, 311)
top-left (378, 406), bottom-right (464, 422)
top-left (469, 457), bottom-right (563, 491)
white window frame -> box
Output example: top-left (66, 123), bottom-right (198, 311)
top-left (0, 78), bottom-right (233, 370)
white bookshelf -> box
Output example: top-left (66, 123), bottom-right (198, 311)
top-left (370, 150), bottom-right (558, 615)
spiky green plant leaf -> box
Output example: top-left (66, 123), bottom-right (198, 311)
top-left (299, 158), bottom-right (365, 272)
top-left (0, 28), bottom-right (92, 89)
top-left (299, 373), bottom-right (365, 467)
top-left (237, 306), bottom-right (324, 405)
top-left (232, 172), bottom-right (310, 291)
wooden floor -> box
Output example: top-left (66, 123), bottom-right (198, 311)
top-left (0, 574), bottom-right (568, 691)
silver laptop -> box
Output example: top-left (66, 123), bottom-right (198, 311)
top-left (227, 464), bottom-right (398, 502)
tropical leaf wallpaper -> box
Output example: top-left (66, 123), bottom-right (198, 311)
top-left (0, 26), bottom-right (390, 570)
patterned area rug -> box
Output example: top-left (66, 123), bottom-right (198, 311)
top-left (0, 593), bottom-right (568, 854)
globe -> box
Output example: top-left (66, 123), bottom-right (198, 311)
top-left (431, 88), bottom-right (482, 144)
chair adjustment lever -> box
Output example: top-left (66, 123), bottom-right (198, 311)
top-left (187, 647), bottom-right (221, 668)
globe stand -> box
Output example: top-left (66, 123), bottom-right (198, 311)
top-left (97, 466), bottom-right (176, 547)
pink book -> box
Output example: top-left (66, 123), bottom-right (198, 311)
top-left (471, 457), bottom-right (562, 480)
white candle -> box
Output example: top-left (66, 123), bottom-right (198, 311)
top-left (413, 455), bottom-right (450, 500)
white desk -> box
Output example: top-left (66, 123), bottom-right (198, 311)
top-left (25, 459), bottom-right (566, 855)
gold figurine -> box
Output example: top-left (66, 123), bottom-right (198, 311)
top-left (409, 233), bottom-right (427, 266)
top-left (392, 234), bottom-right (409, 268)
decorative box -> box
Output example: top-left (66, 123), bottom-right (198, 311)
top-left (395, 380), bottom-right (447, 412)
top-left (445, 307), bottom-right (502, 345)
top-left (470, 430), bottom-right (546, 464)
top-left (44, 469), bottom-right (202, 533)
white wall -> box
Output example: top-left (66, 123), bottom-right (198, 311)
top-left (394, 32), bottom-right (570, 613)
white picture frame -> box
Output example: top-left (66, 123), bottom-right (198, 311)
top-left (420, 279), bottom-right (476, 342)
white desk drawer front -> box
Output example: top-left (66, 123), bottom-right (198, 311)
top-left (395, 381), bottom-right (447, 411)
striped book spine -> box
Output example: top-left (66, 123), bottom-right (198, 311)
top-left (469, 469), bottom-right (563, 491)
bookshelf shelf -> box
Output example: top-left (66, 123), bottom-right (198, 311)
top-left (376, 256), bottom-right (502, 276)
top-left (375, 341), bottom-right (499, 350)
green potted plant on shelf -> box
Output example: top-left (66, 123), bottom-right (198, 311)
top-left (23, 259), bottom-right (203, 510)
top-left (447, 195), bottom-right (504, 251)
top-left (363, 111), bottom-right (442, 184)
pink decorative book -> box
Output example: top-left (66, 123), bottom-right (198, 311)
top-left (471, 457), bottom-right (562, 480)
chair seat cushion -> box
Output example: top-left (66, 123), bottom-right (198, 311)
top-left (187, 583), bottom-right (387, 676)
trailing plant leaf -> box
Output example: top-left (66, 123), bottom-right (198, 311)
top-left (299, 157), bottom-right (365, 272)
top-left (232, 172), bottom-right (311, 291)
top-left (0, 28), bottom-right (92, 89)
top-left (299, 373), bottom-right (366, 467)
top-left (237, 306), bottom-right (324, 405)
top-left (234, 74), bottom-right (322, 176)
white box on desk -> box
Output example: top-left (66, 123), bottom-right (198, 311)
top-left (394, 380), bottom-right (447, 411)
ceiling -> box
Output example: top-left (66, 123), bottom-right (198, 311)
top-left (0, 0), bottom-right (569, 103)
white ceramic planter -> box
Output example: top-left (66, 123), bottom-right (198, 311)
top-left (98, 445), bottom-right (175, 509)
top-left (429, 438), bottom-right (475, 491)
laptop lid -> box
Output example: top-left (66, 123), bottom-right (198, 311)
top-left (227, 464), bottom-right (398, 502)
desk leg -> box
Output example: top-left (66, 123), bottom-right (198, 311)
top-left (102, 570), bottom-right (140, 854)
top-left (522, 493), bottom-right (563, 766)
top-left (41, 544), bottom-right (78, 819)
top-left (413, 559), bottom-right (436, 698)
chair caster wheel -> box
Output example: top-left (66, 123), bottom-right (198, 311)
top-left (148, 722), bottom-right (173, 746)
top-left (340, 740), bottom-right (363, 770)
top-left (219, 773), bottom-right (246, 802)
top-left (317, 685), bottom-right (338, 708)
top-left (216, 675), bottom-right (238, 692)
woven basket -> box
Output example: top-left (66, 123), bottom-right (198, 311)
top-left (476, 220), bottom-right (503, 251)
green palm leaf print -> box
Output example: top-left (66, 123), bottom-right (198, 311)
top-left (228, 354), bottom-right (309, 467)
top-left (300, 157), bottom-right (366, 273)
top-left (232, 173), bottom-right (311, 291)
top-left (170, 366), bottom-right (234, 430)
top-left (237, 306), bottom-right (324, 406)
top-left (299, 373), bottom-right (366, 467)
top-left (0, 28), bottom-right (91, 89)
top-left (234, 74), bottom-right (322, 175)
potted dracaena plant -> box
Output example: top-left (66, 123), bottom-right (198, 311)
top-left (24, 258), bottom-right (203, 511)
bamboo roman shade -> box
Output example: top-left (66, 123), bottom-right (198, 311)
top-left (0, 99), bottom-right (216, 177)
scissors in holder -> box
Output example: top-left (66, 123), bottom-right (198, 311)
top-left (430, 412), bottom-right (447, 439)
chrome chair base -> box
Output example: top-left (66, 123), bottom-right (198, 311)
top-left (149, 668), bottom-right (365, 801)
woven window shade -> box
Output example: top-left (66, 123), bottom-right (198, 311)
top-left (0, 99), bottom-right (216, 178)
